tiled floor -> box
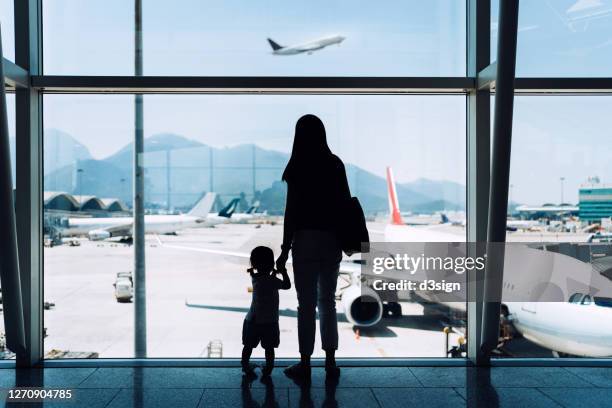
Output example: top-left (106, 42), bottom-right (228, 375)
top-left (0, 366), bottom-right (611, 407)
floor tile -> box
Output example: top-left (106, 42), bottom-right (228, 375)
top-left (289, 386), bottom-right (379, 408)
top-left (563, 368), bottom-right (612, 387)
top-left (456, 387), bottom-right (562, 407)
top-left (540, 387), bottom-right (612, 408)
top-left (198, 386), bottom-right (289, 408)
top-left (373, 388), bottom-right (464, 408)
top-left (489, 367), bottom-right (593, 388)
top-left (0, 368), bottom-right (96, 388)
top-left (315, 367), bottom-right (420, 388)
top-left (107, 388), bottom-right (204, 408)
top-left (78, 367), bottom-right (246, 388)
top-left (410, 367), bottom-right (468, 387)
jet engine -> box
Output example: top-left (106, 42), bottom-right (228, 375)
top-left (341, 284), bottom-right (383, 327)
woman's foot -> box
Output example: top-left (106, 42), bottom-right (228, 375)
top-left (242, 362), bottom-right (259, 376)
top-left (284, 362), bottom-right (311, 382)
top-left (325, 365), bottom-right (341, 378)
top-left (325, 350), bottom-right (340, 378)
top-left (325, 361), bottom-right (341, 378)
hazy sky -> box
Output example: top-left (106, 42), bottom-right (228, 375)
top-left (3, 0), bottom-right (612, 204)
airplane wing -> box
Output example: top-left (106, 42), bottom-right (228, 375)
top-left (153, 235), bottom-right (359, 278)
top-left (295, 44), bottom-right (325, 52)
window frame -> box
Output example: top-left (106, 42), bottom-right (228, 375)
top-left (2, 0), bottom-right (612, 368)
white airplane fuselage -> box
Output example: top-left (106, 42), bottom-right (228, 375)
top-left (272, 35), bottom-right (345, 55)
top-left (63, 213), bottom-right (228, 239)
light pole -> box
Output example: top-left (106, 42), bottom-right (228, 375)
top-left (120, 178), bottom-right (127, 204)
top-left (560, 177), bottom-right (565, 205)
top-left (77, 168), bottom-right (84, 207)
top-left (134, 0), bottom-right (146, 359)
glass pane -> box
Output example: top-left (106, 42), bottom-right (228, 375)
top-left (0, 92), bottom-right (15, 360)
top-left (43, 0), bottom-right (466, 76)
top-left (6, 92), bottom-right (15, 187)
top-left (43, 95), bottom-right (135, 358)
top-left (43, 94), bottom-right (466, 358)
top-left (490, 0), bottom-right (498, 63)
top-left (492, 0), bottom-right (612, 76)
top-left (0, 0), bottom-right (15, 61)
top-left (500, 96), bottom-right (612, 358)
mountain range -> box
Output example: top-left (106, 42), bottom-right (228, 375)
top-left (42, 131), bottom-right (466, 214)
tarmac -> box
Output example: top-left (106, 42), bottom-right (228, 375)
top-left (40, 222), bottom-right (465, 359)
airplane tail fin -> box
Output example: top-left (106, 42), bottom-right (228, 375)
top-left (218, 198), bottom-right (240, 218)
top-left (267, 38), bottom-right (283, 51)
top-left (386, 167), bottom-right (404, 225)
top-left (246, 201), bottom-right (260, 214)
top-left (188, 192), bottom-right (216, 218)
top-left (440, 213), bottom-right (449, 224)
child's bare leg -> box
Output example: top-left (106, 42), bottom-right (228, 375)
top-left (241, 346), bottom-right (257, 374)
top-left (263, 348), bottom-right (275, 376)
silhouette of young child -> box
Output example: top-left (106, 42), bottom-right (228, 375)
top-left (242, 246), bottom-right (291, 377)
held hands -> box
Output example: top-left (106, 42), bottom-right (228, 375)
top-left (275, 250), bottom-right (289, 273)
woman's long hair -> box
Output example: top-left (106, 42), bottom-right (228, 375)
top-left (282, 114), bottom-right (333, 182)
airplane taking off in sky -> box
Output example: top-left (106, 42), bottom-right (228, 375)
top-left (267, 35), bottom-right (346, 55)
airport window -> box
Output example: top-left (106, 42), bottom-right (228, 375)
top-left (499, 95), bottom-right (612, 358)
top-left (6, 92), bottom-right (14, 187)
top-left (43, 95), bottom-right (135, 359)
top-left (2, 0), bottom-right (611, 367)
top-left (42, 94), bottom-right (466, 358)
top-left (42, 0), bottom-right (467, 76)
top-left (492, 0), bottom-right (612, 76)
top-left (0, 0), bottom-right (15, 62)
top-left (1, 92), bottom-right (15, 359)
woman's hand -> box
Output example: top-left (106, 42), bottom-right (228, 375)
top-left (276, 249), bottom-right (289, 272)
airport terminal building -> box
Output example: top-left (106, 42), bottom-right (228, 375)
top-left (2, 1), bottom-right (612, 407)
top-left (579, 185), bottom-right (612, 223)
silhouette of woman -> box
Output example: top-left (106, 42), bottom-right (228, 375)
top-left (276, 114), bottom-right (350, 381)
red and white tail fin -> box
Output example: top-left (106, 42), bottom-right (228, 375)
top-left (386, 166), bottom-right (404, 225)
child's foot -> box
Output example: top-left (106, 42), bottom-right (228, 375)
top-left (284, 362), bottom-right (311, 382)
top-left (242, 362), bottom-right (259, 376)
top-left (262, 364), bottom-right (273, 377)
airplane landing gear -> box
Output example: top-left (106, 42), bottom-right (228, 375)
top-left (383, 302), bottom-right (402, 318)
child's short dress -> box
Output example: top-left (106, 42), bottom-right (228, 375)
top-left (242, 273), bottom-right (284, 348)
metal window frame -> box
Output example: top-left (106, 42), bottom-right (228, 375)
top-left (2, 0), bottom-right (612, 368)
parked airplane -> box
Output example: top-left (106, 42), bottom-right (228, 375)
top-left (58, 192), bottom-right (237, 241)
top-left (506, 219), bottom-right (542, 231)
top-left (402, 213), bottom-right (449, 226)
top-left (227, 201), bottom-right (269, 224)
top-left (267, 35), bottom-right (345, 55)
top-left (381, 166), bottom-right (612, 357)
top-left (158, 167), bottom-right (612, 357)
